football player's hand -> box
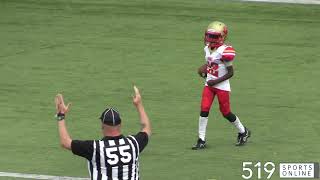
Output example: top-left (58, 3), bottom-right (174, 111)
top-left (132, 85), bottom-right (142, 107)
top-left (207, 80), bottom-right (218, 86)
top-left (55, 94), bottom-right (71, 114)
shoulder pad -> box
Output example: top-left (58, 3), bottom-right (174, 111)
top-left (221, 46), bottom-right (236, 61)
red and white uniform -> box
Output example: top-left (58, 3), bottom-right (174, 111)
top-left (205, 45), bottom-right (236, 91)
top-left (200, 44), bottom-right (236, 115)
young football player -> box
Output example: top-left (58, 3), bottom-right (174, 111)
top-left (192, 21), bottom-right (251, 150)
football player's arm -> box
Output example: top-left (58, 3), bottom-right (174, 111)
top-left (132, 86), bottom-right (152, 137)
top-left (55, 94), bottom-right (72, 150)
top-left (198, 45), bottom-right (211, 78)
top-left (207, 62), bottom-right (234, 86)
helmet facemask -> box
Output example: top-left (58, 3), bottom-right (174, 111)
top-left (204, 31), bottom-right (225, 49)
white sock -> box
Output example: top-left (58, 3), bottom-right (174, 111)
top-left (198, 116), bottom-right (208, 141)
top-left (232, 116), bottom-right (245, 134)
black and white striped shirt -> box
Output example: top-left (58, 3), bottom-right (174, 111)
top-left (71, 132), bottom-right (148, 180)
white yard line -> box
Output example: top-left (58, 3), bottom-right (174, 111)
top-left (241, 0), bottom-right (320, 4)
top-left (0, 172), bottom-right (89, 180)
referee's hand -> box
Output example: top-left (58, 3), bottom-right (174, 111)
top-left (132, 86), bottom-right (142, 107)
top-left (55, 94), bottom-right (71, 114)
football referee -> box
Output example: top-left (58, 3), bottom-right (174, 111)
top-left (54, 86), bottom-right (151, 180)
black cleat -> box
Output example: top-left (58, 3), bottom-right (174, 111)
top-left (192, 138), bottom-right (206, 150)
top-left (236, 127), bottom-right (251, 146)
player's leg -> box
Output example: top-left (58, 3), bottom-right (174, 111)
top-left (199, 86), bottom-right (215, 142)
top-left (216, 89), bottom-right (251, 146)
top-left (192, 86), bottom-right (215, 150)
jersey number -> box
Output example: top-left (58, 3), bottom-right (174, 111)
top-left (207, 63), bottom-right (219, 77)
top-left (105, 145), bottom-right (132, 165)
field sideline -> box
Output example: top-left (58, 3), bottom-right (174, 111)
top-left (0, 0), bottom-right (319, 180)
top-left (242, 0), bottom-right (320, 4)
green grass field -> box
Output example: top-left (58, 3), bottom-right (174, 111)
top-left (0, 0), bottom-right (320, 179)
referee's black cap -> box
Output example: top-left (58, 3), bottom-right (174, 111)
top-left (100, 108), bottom-right (121, 126)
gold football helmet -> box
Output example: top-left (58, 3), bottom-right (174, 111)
top-left (204, 21), bottom-right (228, 49)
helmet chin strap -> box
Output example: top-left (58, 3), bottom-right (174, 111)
top-left (208, 41), bottom-right (223, 49)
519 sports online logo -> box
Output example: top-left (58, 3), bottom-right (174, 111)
top-left (241, 162), bottom-right (320, 179)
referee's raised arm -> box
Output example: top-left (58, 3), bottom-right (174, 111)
top-left (54, 94), bottom-right (72, 150)
top-left (132, 86), bottom-right (152, 137)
